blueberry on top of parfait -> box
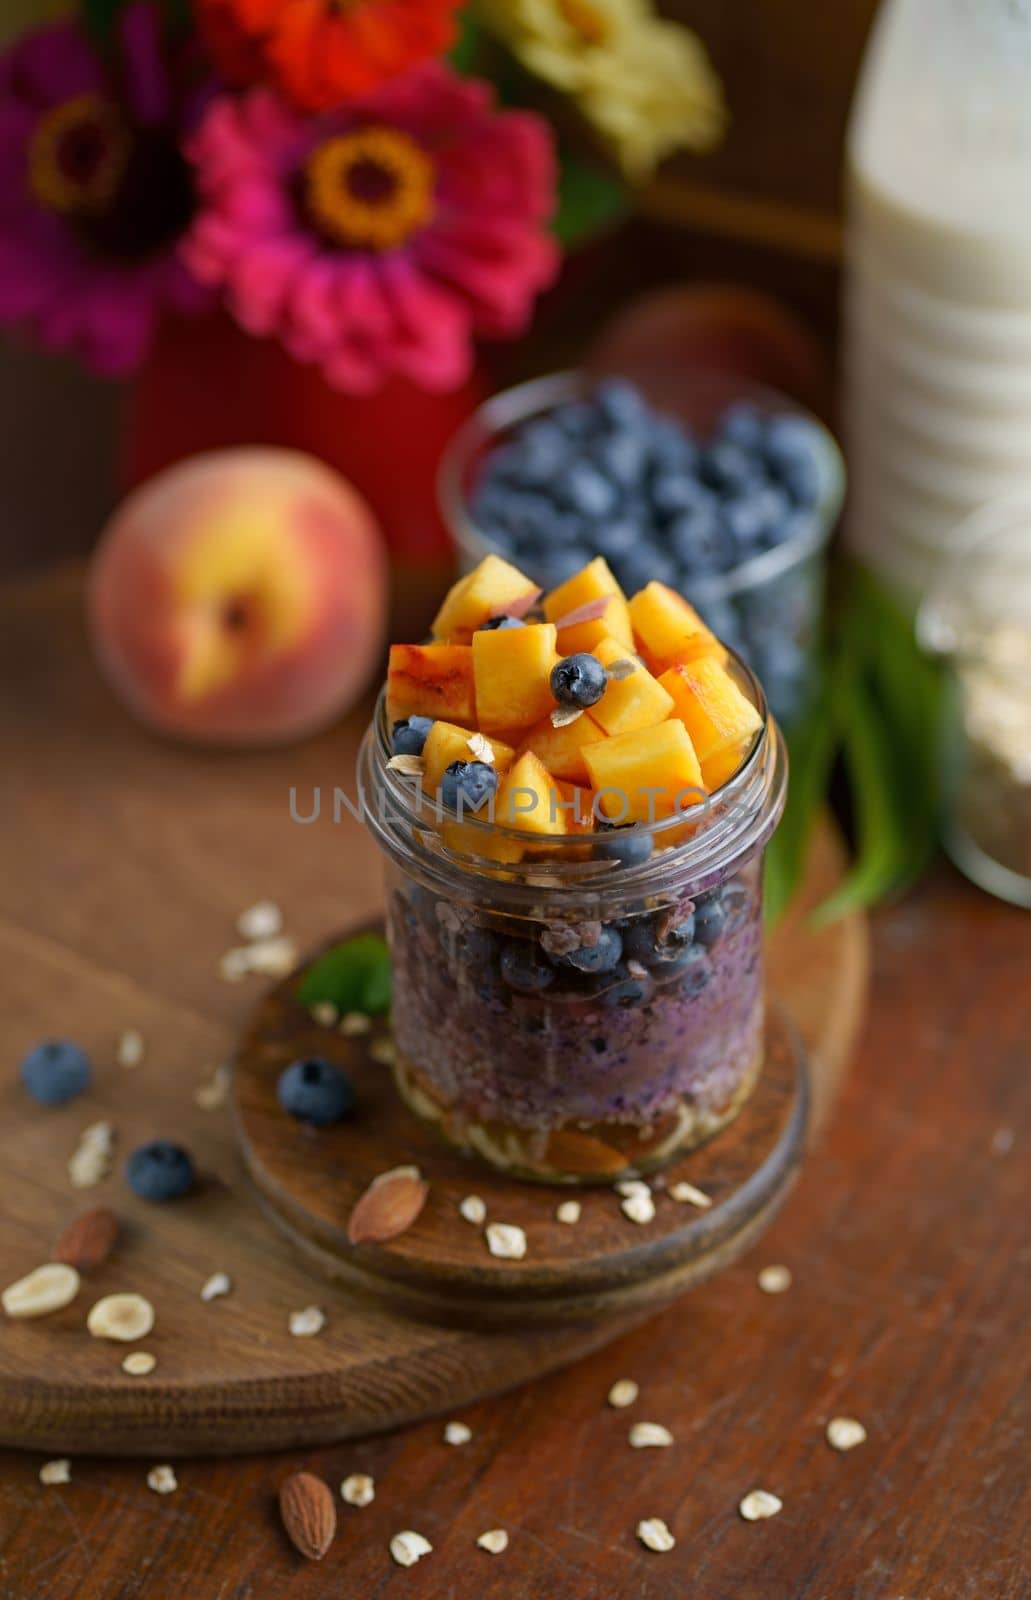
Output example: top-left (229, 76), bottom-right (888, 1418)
top-left (441, 760), bottom-right (498, 813)
top-left (477, 614), bottom-right (526, 631)
top-left (392, 715), bottom-right (433, 756)
top-left (550, 653), bottom-right (608, 709)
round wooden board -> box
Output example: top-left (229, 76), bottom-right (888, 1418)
top-left (0, 568), bottom-right (869, 1457)
top-left (234, 954), bottom-right (807, 1328)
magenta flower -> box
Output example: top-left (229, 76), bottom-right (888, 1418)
top-left (0, 4), bottom-right (210, 375)
top-left (183, 66), bottom-right (559, 392)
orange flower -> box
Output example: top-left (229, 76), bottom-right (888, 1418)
top-left (196, 0), bottom-right (461, 111)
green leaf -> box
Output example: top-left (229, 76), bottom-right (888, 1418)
top-left (296, 933), bottom-right (391, 1015)
top-left (449, 10), bottom-right (484, 73)
top-left (764, 688), bottom-right (838, 926)
top-left (553, 154), bottom-right (628, 247)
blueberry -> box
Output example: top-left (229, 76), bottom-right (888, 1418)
top-left (125, 1140), bottom-right (196, 1201)
top-left (699, 441), bottom-right (760, 496)
top-left (592, 519), bottom-right (640, 561)
top-left (477, 615), bottom-right (526, 631)
top-left (669, 505), bottom-right (725, 574)
top-left (612, 546), bottom-right (677, 593)
top-left (561, 462), bottom-right (618, 518)
top-left (693, 892), bottom-right (727, 947)
top-left (276, 1057), bottom-right (355, 1126)
top-left (621, 910), bottom-right (694, 968)
top-left (648, 417), bottom-right (698, 472)
top-left (765, 415), bottom-right (825, 506)
top-left (594, 825), bottom-right (653, 866)
top-left (651, 472), bottom-right (711, 520)
top-left (596, 378), bottom-right (649, 430)
top-left (392, 715), bottom-right (434, 757)
top-left (677, 944), bottom-right (712, 997)
top-left (19, 1039), bottom-right (91, 1106)
top-left (719, 401), bottom-right (766, 451)
top-left (557, 401), bottom-right (597, 440)
top-left (518, 419), bottom-right (568, 481)
top-left (557, 925), bottom-right (624, 973)
top-left (595, 429), bottom-right (648, 488)
top-left (536, 545), bottom-right (594, 587)
top-left (550, 653), bottom-right (608, 709)
top-left (457, 924), bottom-right (499, 966)
top-left (440, 760), bottom-right (498, 813)
top-left (602, 971), bottom-right (655, 1008)
top-left (500, 939), bottom-right (555, 992)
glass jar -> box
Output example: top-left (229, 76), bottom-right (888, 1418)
top-left (438, 370), bottom-right (844, 727)
top-left (918, 496), bottom-right (1031, 908)
top-left (358, 661), bottom-right (787, 1184)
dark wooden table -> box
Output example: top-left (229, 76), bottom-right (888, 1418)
top-left (1, 576), bottom-right (1029, 1599)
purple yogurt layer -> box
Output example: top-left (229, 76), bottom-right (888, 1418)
top-left (387, 874), bottom-right (763, 1131)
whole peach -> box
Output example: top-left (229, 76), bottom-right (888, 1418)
top-left (88, 449), bottom-right (388, 746)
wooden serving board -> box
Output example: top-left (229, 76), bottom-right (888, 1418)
top-left (0, 567), bottom-right (868, 1455)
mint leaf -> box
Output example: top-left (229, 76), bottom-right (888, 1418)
top-left (296, 933), bottom-right (391, 1015)
top-left (554, 154), bottom-right (628, 247)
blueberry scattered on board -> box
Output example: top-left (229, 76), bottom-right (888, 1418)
top-left (125, 1140), bottom-right (196, 1201)
top-left (277, 1057), bottom-right (355, 1126)
top-left (20, 1040), bottom-right (91, 1105)
top-left (471, 379), bottom-right (832, 723)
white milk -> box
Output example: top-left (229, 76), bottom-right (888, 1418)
top-left (843, 0), bottom-right (1031, 600)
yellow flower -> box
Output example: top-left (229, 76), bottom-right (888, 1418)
top-left (477, 0), bottom-right (726, 179)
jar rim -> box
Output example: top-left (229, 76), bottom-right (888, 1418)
top-left (437, 368), bottom-right (845, 602)
top-left (358, 658), bottom-right (787, 906)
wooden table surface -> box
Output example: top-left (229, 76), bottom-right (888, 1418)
top-left (1, 571), bottom-right (1029, 1599)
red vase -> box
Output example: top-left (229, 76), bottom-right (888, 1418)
top-left (123, 313), bottom-right (488, 636)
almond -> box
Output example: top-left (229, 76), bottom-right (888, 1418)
top-left (279, 1471), bottom-right (336, 1561)
top-left (347, 1172), bottom-right (427, 1246)
top-left (53, 1208), bottom-right (119, 1272)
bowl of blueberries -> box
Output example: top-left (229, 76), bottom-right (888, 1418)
top-left (438, 369), bottom-right (845, 726)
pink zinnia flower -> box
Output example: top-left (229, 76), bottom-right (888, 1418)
top-left (183, 66), bottom-right (559, 393)
top-left (0, 3), bottom-right (211, 375)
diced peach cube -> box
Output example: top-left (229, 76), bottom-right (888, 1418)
top-left (421, 720), bottom-right (514, 793)
top-left (584, 719), bottom-right (705, 823)
top-left (496, 750), bottom-right (569, 837)
top-left (515, 710), bottom-right (607, 784)
top-left (628, 582), bottom-right (727, 672)
top-left (659, 657), bottom-right (762, 777)
top-left (544, 556), bottom-right (634, 655)
top-left (386, 643), bottom-right (475, 725)
top-left (588, 635), bottom-right (675, 737)
top-left (472, 622), bottom-right (558, 736)
top-left (431, 554), bottom-right (538, 641)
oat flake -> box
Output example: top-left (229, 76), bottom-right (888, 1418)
top-left (636, 1518), bottom-right (675, 1553)
top-left (39, 1459), bottom-right (71, 1486)
top-left (340, 1012), bottom-right (372, 1036)
top-left (122, 1351), bottom-right (157, 1376)
top-left (739, 1489), bottom-right (782, 1521)
top-left (194, 1065), bottom-right (230, 1110)
top-left (459, 1195), bottom-right (487, 1226)
top-left (477, 1529), bottom-right (508, 1554)
top-left (369, 1037), bottom-right (397, 1066)
top-left (390, 1531), bottom-right (432, 1567)
top-left (556, 1200), bottom-right (581, 1225)
top-left (443, 1421), bottom-right (471, 1446)
top-left (607, 1379), bottom-right (639, 1409)
top-left (147, 1465), bottom-right (177, 1495)
top-left (629, 1422), bottom-right (673, 1449)
top-left (826, 1416), bottom-right (867, 1452)
top-left (621, 1191), bottom-right (656, 1225)
top-left (236, 900), bottom-right (283, 941)
top-left (485, 1223), bottom-right (526, 1260)
top-left (757, 1264), bottom-right (792, 1294)
top-left (117, 1029), bottom-right (145, 1068)
top-left (467, 733), bottom-right (496, 765)
top-left (200, 1272), bottom-right (231, 1303)
top-left (670, 1181), bottom-right (712, 1208)
top-left (341, 1474), bottom-right (375, 1507)
top-left (288, 1305), bottom-right (325, 1338)
top-left (310, 1002), bottom-right (339, 1028)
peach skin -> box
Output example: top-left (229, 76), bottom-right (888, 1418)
top-left (88, 448), bottom-right (388, 745)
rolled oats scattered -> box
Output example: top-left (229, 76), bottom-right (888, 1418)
top-left (739, 1489), bottom-right (782, 1521)
top-left (636, 1518), bottom-right (675, 1553)
top-left (3, 1263), bottom-right (81, 1319)
top-left (757, 1264), bottom-right (792, 1295)
top-left (670, 1181), bottom-right (712, 1208)
top-left (550, 706), bottom-right (584, 728)
top-left (116, 1029), bottom-right (145, 1068)
top-left (826, 1416), bottom-right (867, 1452)
top-left (310, 1002), bottom-right (339, 1028)
top-left (341, 1473), bottom-right (375, 1507)
top-left (555, 1200), bottom-right (581, 1225)
top-left (340, 1012), bottom-right (372, 1037)
top-left (87, 1293), bottom-right (154, 1342)
top-left (39, 1459), bottom-right (71, 1486)
top-left (607, 1379), bottom-right (639, 1409)
top-left (386, 754), bottom-right (426, 777)
top-left (288, 1305), bottom-right (326, 1338)
top-left (615, 1178), bottom-right (650, 1198)
top-left (200, 1272), bottom-right (231, 1303)
top-left (390, 1531), bottom-right (432, 1567)
top-left (122, 1351), bottom-right (157, 1376)
top-left (605, 658), bottom-right (638, 681)
top-left (69, 1121), bottom-right (115, 1189)
top-left (146, 1465), bottom-right (178, 1495)
top-left (629, 1422), bottom-right (673, 1449)
top-left (194, 1065), bottom-right (230, 1110)
top-left (219, 947), bottom-right (252, 983)
top-left (476, 1529), bottom-right (508, 1554)
top-left (621, 1191), bottom-right (656, 1225)
top-left (244, 936), bottom-right (298, 977)
top-left (369, 1037), bottom-right (397, 1066)
top-left (443, 1421), bottom-right (471, 1446)
top-left (459, 1195), bottom-right (487, 1226)
top-left (485, 1223), bottom-right (526, 1260)
top-left (236, 900), bottom-right (283, 942)
top-left (467, 733), bottom-right (495, 765)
